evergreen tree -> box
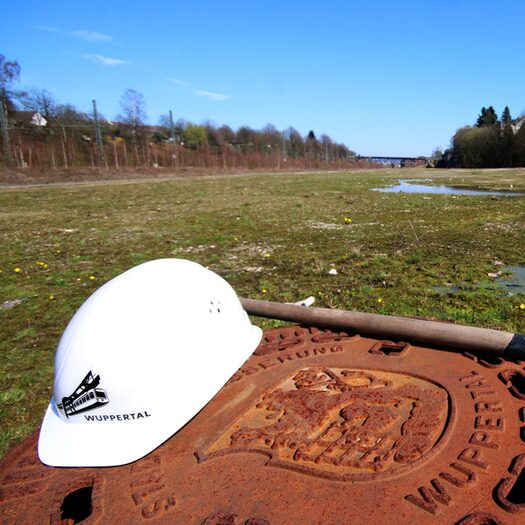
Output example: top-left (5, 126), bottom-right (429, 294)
top-left (476, 106), bottom-right (499, 127)
top-left (500, 106), bottom-right (514, 166)
top-left (475, 107), bottom-right (487, 127)
top-left (306, 130), bottom-right (321, 159)
top-left (501, 106), bottom-right (512, 125)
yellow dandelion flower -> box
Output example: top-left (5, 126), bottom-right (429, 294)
top-left (520, 303), bottom-right (525, 310)
top-left (43, 264), bottom-right (49, 269)
top-left (343, 216), bottom-right (352, 224)
top-left (49, 295), bottom-right (55, 300)
top-left (89, 275), bottom-right (96, 281)
top-left (14, 267), bottom-right (21, 273)
top-left (262, 288), bottom-right (267, 293)
top-left (377, 298), bottom-right (383, 303)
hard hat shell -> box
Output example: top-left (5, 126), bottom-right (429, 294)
top-left (38, 259), bottom-right (262, 467)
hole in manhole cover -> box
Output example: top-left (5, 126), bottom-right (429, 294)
top-left (61, 484), bottom-right (93, 523)
top-left (506, 467), bottom-right (525, 505)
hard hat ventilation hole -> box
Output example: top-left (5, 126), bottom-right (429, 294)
top-left (209, 299), bottom-right (222, 314)
top-left (60, 484), bottom-right (93, 524)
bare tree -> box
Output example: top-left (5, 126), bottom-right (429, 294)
top-left (0, 54), bottom-right (21, 110)
top-left (118, 88), bottom-right (147, 131)
top-left (116, 89), bottom-right (148, 166)
top-left (158, 113), bottom-right (185, 142)
top-left (16, 88), bottom-right (59, 166)
top-left (283, 126), bottom-right (304, 158)
top-left (55, 103), bottom-right (89, 125)
top-left (17, 88), bottom-right (58, 124)
top-left (217, 125), bottom-right (235, 145)
top-left (158, 113), bottom-right (171, 130)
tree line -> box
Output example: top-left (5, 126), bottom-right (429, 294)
top-left (0, 54), bottom-right (363, 171)
top-left (439, 105), bottom-right (525, 168)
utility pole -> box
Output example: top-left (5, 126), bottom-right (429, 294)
top-left (169, 110), bottom-right (178, 168)
top-left (169, 110), bottom-right (175, 142)
top-left (0, 100), bottom-right (12, 166)
top-left (92, 99), bottom-right (106, 167)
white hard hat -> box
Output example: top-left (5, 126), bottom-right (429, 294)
top-left (38, 259), bottom-right (262, 467)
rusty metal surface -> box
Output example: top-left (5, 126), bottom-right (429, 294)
top-left (1, 326), bottom-right (525, 524)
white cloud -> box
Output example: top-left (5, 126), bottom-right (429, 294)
top-left (166, 77), bottom-right (191, 87)
top-left (69, 30), bottom-right (112, 42)
top-left (195, 89), bottom-right (230, 101)
top-left (82, 54), bottom-right (128, 66)
top-left (35, 25), bottom-right (59, 33)
top-left (36, 25), bottom-right (112, 42)
top-left (163, 79), bottom-right (230, 101)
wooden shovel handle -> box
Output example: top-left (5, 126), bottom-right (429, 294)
top-left (240, 298), bottom-right (525, 358)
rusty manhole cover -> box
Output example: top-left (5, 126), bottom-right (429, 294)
top-left (1, 326), bottom-right (525, 524)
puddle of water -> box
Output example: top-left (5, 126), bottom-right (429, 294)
top-left (432, 284), bottom-right (461, 295)
top-left (433, 267), bottom-right (525, 296)
top-left (494, 266), bottom-right (525, 295)
top-left (373, 180), bottom-right (525, 197)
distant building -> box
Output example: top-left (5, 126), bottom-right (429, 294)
top-left (511, 116), bottom-right (525, 134)
top-left (31, 112), bottom-right (47, 126)
top-left (9, 110), bottom-right (48, 127)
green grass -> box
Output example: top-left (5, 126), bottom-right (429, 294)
top-left (1, 167), bottom-right (525, 457)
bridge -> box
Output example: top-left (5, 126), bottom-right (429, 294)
top-left (355, 155), bottom-right (428, 166)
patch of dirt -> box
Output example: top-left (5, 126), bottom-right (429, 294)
top-left (0, 167), bottom-right (363, 189)
top-left (0, 298), bottom-right (27, 310)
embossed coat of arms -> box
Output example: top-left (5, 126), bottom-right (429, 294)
top-left (197, 367), bottom-right (449, 481)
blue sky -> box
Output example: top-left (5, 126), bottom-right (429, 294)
top-left (2, 0), bottom-right (524, 156)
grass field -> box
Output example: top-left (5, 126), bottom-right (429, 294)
top-left (1, 167), bottom-right (525, 458)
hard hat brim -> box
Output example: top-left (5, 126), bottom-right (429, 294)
top-left (38, 400), bottom-right (180, 467)
top-left (38, 324), bottom-right (263, 467)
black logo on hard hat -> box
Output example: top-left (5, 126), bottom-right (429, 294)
top-left (57, 371), bottom-right (109, 418)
